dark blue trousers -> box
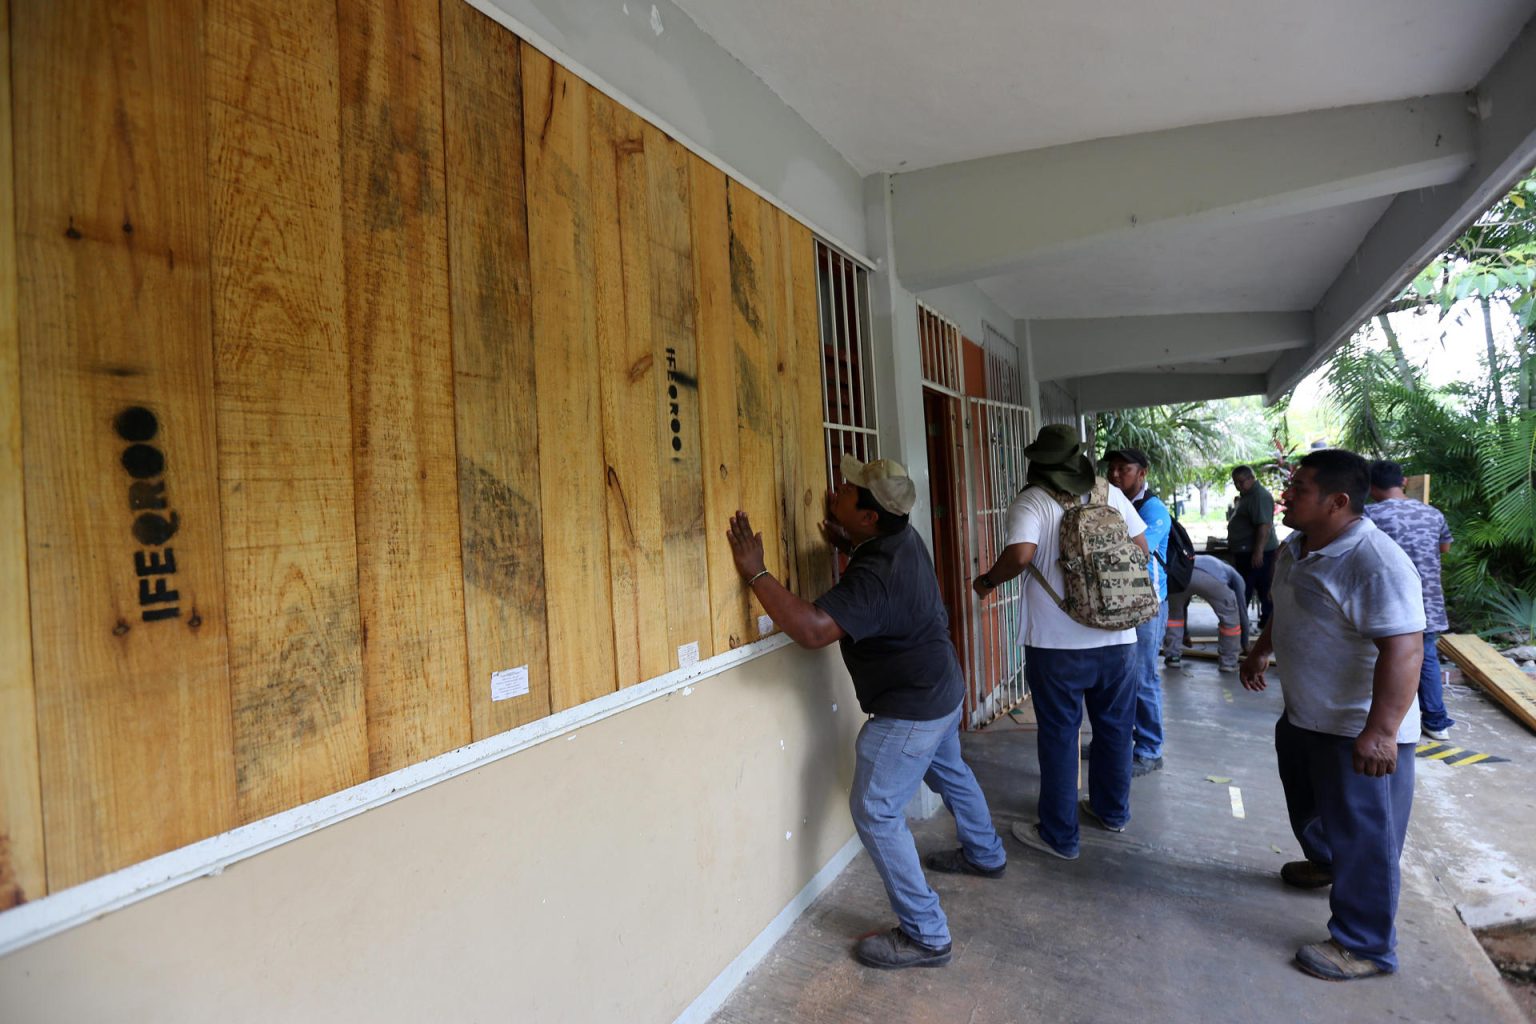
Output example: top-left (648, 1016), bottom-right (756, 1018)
top-left (1419, 632), bottom-right (1454, 732)
top-left (1274, 715), bottom-right (1414, 970)
top-left (1026, 643), bottom-right (1137, 856)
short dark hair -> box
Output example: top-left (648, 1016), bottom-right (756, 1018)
top-left (1369, 459), bottom-right (1406, 490)
top-left (854, 485), bottom-right (909, 536)
top-left (1298, 449), bottom-right (1370, 514)
top-left (1232, 465), bottom-right (1255, 480)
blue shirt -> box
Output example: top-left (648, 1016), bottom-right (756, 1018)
top-left (1363, 498), bottom-right (1453, 633)
top-left (1134, 491), bottom-right (1172, 601)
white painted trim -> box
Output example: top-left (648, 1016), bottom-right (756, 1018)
top-left (462, 0), bottom-right (877, 271)
top-left (0, 634), bottom-right (794, 958)
top-left (672, 833), bottom-right (863, 1024)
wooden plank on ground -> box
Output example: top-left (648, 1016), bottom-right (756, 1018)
top-left (645, 126), bottom-right (712, 666)
top-left (1439, 634), bottom-right (1536, 734)
top-left (726, 182), bottom-right (781, 639)
top-left (441, 3), bottom-right (551, 734)
top-left (590, 95), bottom-right (668, 688)
top-left (690, 157), bottom-right (750, 652)
top-left (522, 48), bottom-right (618, 710)
top-left (14, 0), bottom-right (237, 888)
top-left (208, 0), bottom-right (369, 824)
top-left (786, 219), bottom-right (834, 600)
top-left (0, 0), bottom-right (45, 909)
top-left (337, 0), bottom-right (471, 773)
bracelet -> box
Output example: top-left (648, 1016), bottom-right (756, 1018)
top-left (747, 569), bottom-right (772, 586)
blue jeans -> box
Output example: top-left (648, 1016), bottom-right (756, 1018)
top-left (850, 703), bottom-right (1005, 948)
top-left (1133, 601), bottom-right (1169, 760)
top-left (1275, 716), bottom-right (1414, 970)
top-left (1419, 632), bottom-right (1454, 731)
top-left (1026, 643), bottom-right (1137, 856)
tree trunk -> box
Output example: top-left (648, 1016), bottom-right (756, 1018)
top-left (1377, 314), bottom-right (1415, 390)
top-left (1482, 296), bottom-right (1508, 423)
top-left (1197, 480), bottom-right (1209, 516)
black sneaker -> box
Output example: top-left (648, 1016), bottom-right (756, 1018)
top-left (925, 847), bottom-right (1006, 878)
top-left (1131, 755), bottom-right (1164, 777)
top-left (854, 927), bottom-right (952, 969)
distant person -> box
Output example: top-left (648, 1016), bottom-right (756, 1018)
top-left (1227, 465), bottom-right (1278, 627)
top-left (726, 454), bottom-right (1005, 970)
top-left (1241, 449), bottom-right (1425, 981)
top-left (1104, 448), bottom-right (1171, 776)
top-left (973, 425), bottom-right (1149, 860)
top-left (1365, 460), bottom-right (1455, 741)
top-left (1164, 554), bottom-right (1249, 672)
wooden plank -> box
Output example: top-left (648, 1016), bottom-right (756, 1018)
top-left (645, 125), bottom-right (713, 666)
top-left (337, 0), bottom-right (471, 773)
top-left (0, 0), bottom-right (45, 910)
top-left (787, 219), bottom-right (834, 599)
top-left (14, 0), bottom-right (237, 888)
top-left (590, 96), bottom-right (669, 688)
top-left (726, 182), bottom-right (782, 639)
top-left (1439, 634), bottom-right (1536, 734)
top-left (522, 48), bottom-right (618, 709)
top-left (208, 0), bottom-right (369, 823)
top-left (690, 157), bottom-right (751, 652)
top-left (1405, 474), bottom-right (1430, 504)
top-left (440, 2), bottom-right (551, 734)
top-left (763, 207), bottom-right (796, 596)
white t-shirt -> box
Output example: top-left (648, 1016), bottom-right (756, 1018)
top-left (1270, 517), bottom-right (1426, 744)
top-left (1004, 483), bottom-right (1147, 650)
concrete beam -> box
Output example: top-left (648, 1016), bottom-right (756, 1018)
top-left (891, 96), bottom-right (1474, 291)
top-left (1269, 15), bottom-right (1536, 400)
top-left (1073, 373), bottom-right (1270, 413)
top-left (1030, 313), bottom-right (1312, 382)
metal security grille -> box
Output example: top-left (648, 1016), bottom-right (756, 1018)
top-left (961, 397), bottom-right (1033, 726)
top-left (918, 302), bottom-right (963, 394)
top-left (816, 240), bottom-right (878, 490)
top-left (982, 321), bottom-right (1025, 405)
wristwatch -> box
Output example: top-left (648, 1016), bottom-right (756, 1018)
top-left (978, 572), bottom-right (994, 590)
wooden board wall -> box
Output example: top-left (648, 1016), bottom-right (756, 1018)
top-left (3, 0), bottom-right (834, 901)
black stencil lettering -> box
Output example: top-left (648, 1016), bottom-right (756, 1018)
top-left (121, 443), bottom-right (165, 479)
top-left (141, 606), bottom-right (181, 622)
top-left (128, 479), bottom-right (168, 510)
top-left (132, 510), bottom-right (180, 546)
top-left (114, 406), bottom-right (159, 442)
top-left (134, 548), bottom-right (177, 577)
top-left (138, 576), bottom-right (180, 606)
top-left (671, 436), bottom-right (683, 452)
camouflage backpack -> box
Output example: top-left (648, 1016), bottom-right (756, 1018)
top-left (1025, 480), bottom-right (1159, 630)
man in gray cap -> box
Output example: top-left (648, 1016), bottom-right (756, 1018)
top-left (726, 453), bottom-right (1006, 971)
top-left (973, 425), bottom-right (1148, 860)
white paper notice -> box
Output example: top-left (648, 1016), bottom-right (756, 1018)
top-left (677, 641), bottom-right (700, 669)
top-left (758, 614), bottom-right (774, 637)
top-left (491, 665), bottom-right (530, 702)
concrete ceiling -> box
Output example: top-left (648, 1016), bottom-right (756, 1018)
top-left (976, 196), bottom-right (1394, 320)
top-left (672, 0), bottom-right (1534, 175)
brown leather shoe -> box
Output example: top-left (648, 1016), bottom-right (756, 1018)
top-left (1281, 860), bottom-right (1333, 889)
top-left (1294, 939), bottom-right (1390, 980)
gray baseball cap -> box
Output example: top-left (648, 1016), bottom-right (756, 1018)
top-left (840, 452), bottom-right (917, 516)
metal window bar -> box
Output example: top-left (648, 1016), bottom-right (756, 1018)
top-left (982, 322), bottom-right (1024, 407)
top-left (916, 302), bottom-right (963, 396)
top-left (961, 397), bottom-right (1034, 727)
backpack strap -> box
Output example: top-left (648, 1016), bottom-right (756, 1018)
top-left (1024, 563), bottom-right (1067, 610)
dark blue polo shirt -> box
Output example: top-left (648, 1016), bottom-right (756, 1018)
top-left (813, 525), bottom-right (965, 720)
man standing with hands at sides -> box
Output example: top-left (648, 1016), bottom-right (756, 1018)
top-left (1241, 449), bottom-right (1425, 981)
top-left (1104, 448), bottom-right (1172, 776)
top-left (972, 425), bottom-right (1148, 861)
top-left (1228, 465), bottom-right (1279, 628)
top-left (726, 453), bottom-right (1006, 971)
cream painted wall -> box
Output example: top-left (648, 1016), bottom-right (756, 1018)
top-left (0, 644), bottom-right (861, 1023)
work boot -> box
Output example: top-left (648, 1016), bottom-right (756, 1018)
top-left (1294, 939), bottom-right (1389, 981)
top-left (925, 847), bottom-right (1005, 878)
top-left (1280, 860), bottom-right (1333, 889)
top-left (854, 928), bottom-right (952, 969)
top-left (1165, 654), bottom-right (1183, 669)
top-left (1131, 755), bottom-right (1164, 777)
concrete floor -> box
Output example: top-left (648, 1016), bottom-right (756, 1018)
top-left (710, 616), bottom-right (1534, 1024)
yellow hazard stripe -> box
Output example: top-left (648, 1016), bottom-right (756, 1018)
top-left (1426, 746), bottom-right (1466, 760)
top-left (1448, 752), bottom-right (1492, 767)
top-left (1416, 743), bottom-right (1444, 755)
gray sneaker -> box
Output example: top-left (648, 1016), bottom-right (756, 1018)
top-left (1078, 798), bottom-right (1127, 833)
top-left (1010, 821), bottom-right (1079, 860)
top-left (854, 927), bottom-right (952, 969)
top-left (1294, 939), bottom-right (1389, 981)
top-left (1423, 726), bottom-right (1449, 741)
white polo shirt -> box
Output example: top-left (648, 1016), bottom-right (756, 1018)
top-left (1004, 483), bottom-right (1146, 650)
top-left (1270, 517), bottom-right (1426, 743)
